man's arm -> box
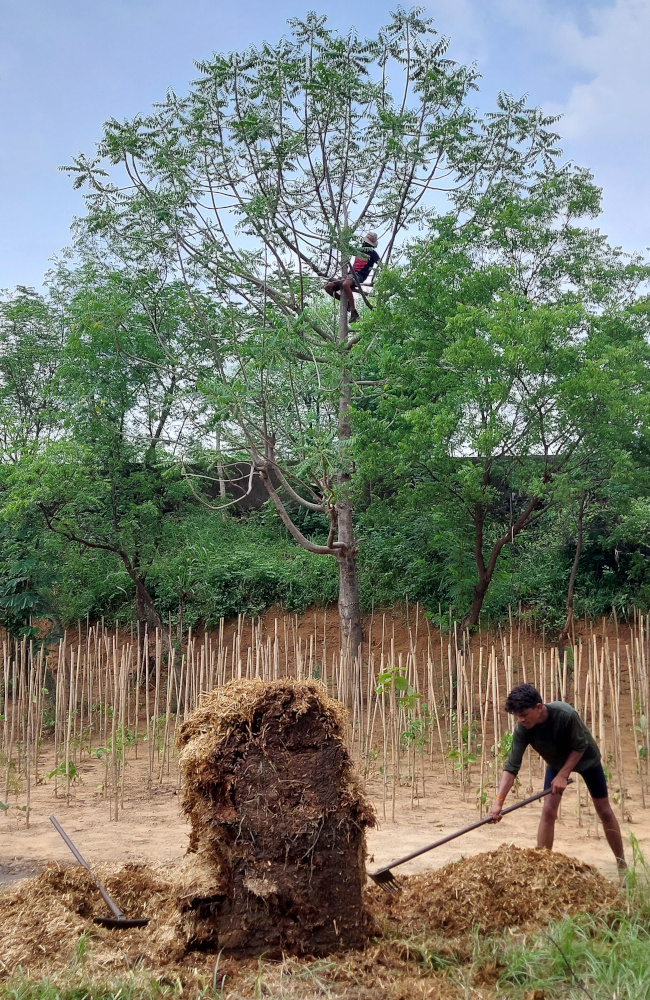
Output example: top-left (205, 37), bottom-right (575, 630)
top-left (488, 771), bottom-right (515, 822)
top-left (550, 749), bottom-right (585, 794)
top-left (488, 724), bottom-right (529, 821)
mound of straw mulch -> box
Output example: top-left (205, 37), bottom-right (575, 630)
top-left (369, 844), bottom-right (620, 937)
top-left (175, 678), bottom-right (376, 956)
top-left (0, 846), bottom-right (620, 990)
top-left (0, 861), bottom-right (183, 977)
top-left (0, 864), bottom-right (462, 999)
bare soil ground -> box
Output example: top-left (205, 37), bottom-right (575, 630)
top-left (4, 608), bottom-right (643, 885)
top-left (0, 738), bottom-right (643, 886)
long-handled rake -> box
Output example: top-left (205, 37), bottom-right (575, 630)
top-left (369, 782), bottom-right (572, 892)
top-left (50, 815), bottom-right (150, 928)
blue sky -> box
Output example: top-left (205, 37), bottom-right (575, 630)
top-left (1, 0), bottom-right (648, 290)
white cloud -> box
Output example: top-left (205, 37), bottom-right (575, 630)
top-left (429, 0), bottom-right (492, 66)
top-left (465, 0), bottom-right (650, 141)
top-left (454, 0), bottom-right (650, 251)
top-left (556, 0), bottom-right (650, 139)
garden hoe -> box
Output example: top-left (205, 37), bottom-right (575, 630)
top-left (50, 815), bottom-right (149, 928)
top-left (369, 781), bottom-right (573, 892)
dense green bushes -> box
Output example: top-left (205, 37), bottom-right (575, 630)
top-left (43, 510), bottom-right (339, 629)
top-left (15, 497), bottom-right (650, 633)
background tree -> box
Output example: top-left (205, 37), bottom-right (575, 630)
top-left (0, 287), bottom-right (65, 461)
top-left (0, 288), bottom-right (67, 637)
top-left (356, 176), bottom-right (650, 627)
top-left (2, 265), bottom-right (200, 642)
top-left (64, 8), bottom-right (564, 654)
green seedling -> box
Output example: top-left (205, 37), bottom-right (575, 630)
top-left (448, 747), bottom-right (478, 766)
top-left (48, 760), bottom-right (79, 783)
top-left (401, 714), bottom-right (430, 751)
top-left (492, 731), bottom-right (514, 768)
top-left (375, 668), bottom-right (423, 711)
top-left (635, 714), bottom-right (648, 758)
top-left (92, 724), bottom-right (140, 762)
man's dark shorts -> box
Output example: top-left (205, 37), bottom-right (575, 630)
top-left (544, 763), bottom-right (608, 800)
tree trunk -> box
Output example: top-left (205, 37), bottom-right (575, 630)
top-left (463, 502), bottom-right (492, 629)
top-left (121, 557), bottom-right (173, 657)
top-left (134, 575), bottom-right (163, 633)
top-left (336, 294), bottom-right (363, 660)
top-left (336, 517), bottom-right (363, 660)
top-left (253, 292), bottom-right (364, 661)
top-left (463, 493), bottom-right (542, 629)
top-left (557, 493), bottom-right (586, 651)
top-left (464, 574), bottom-right (491, 630)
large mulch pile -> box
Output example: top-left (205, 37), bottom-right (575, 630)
top-left (370, 844), bottom-right (620, 937)
top-left (0, 861), bottom-right (182, 977)
top-left (0, 845), bottom-right (619, 992)
top-left (175, 678), bottom-right (375, 955)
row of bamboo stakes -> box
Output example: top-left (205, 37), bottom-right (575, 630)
top-left (1, 608), bottom-right (649, 828)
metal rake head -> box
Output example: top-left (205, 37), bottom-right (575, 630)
top-left (368, 868), bottom-right (402, 893)
top-left (93, 916), bottom-right (150, 929)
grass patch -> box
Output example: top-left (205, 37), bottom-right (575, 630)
top-left (0, 973), bottom-right (181, 1000)
top-left (493, 911), bottom-right (650, 999)
top-left (467, 839), bottom-right (650, 999)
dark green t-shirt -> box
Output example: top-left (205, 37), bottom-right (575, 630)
top-left (504, 701), bottom-right (601, 776)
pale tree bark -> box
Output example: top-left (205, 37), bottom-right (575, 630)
top-left (335, 293), bottom-right (363, 660)
top-left (251, 292), bottom-right (364, 662)
top-left (556, 492), bottom-right (586, 650)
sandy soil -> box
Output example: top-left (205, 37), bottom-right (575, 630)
top-left (5, 606), bottom-right (635, 884)
top-left (1, 742), bottom-right (644, 889)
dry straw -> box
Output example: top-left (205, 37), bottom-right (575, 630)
top-left (0, 844), bottom-right (620, 986)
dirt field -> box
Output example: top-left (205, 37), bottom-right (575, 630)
top-left (3, 608), bottom-right (645, 886)
top-left (0, 736), bottom-right (642, 886)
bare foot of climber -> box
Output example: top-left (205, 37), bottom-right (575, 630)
top-left (349, 308), bottom-right (360, 323)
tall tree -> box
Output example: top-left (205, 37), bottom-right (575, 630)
top-left (2, 267), bottom-right (198, 640)
top-left (63, 8), bottom-right (563, 654)
top-left (356, 178), bottom-right (650, 626)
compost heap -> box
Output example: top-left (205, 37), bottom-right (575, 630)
top-left (0, 846), bottom-right (619, 982)
top-left (0, 862), bottom-right (183, 976)
top-left (370, 844), bottom-right (620, 936)
top-left (175, 678), bottom-right (376, 955)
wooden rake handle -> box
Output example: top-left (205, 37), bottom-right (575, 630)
top-left (372, 779), bottom-right (573, 877)
top-left (50, 815), bottom-right (124, 920)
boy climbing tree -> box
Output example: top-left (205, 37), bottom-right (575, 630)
top-left (325, 232), bottom-right (380, 323)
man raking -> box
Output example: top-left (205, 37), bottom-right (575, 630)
top-left (489, 683), bottom-right (626, 871)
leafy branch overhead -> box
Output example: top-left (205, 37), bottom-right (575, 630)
top-left (62, 8), bottom-right (562, 333)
